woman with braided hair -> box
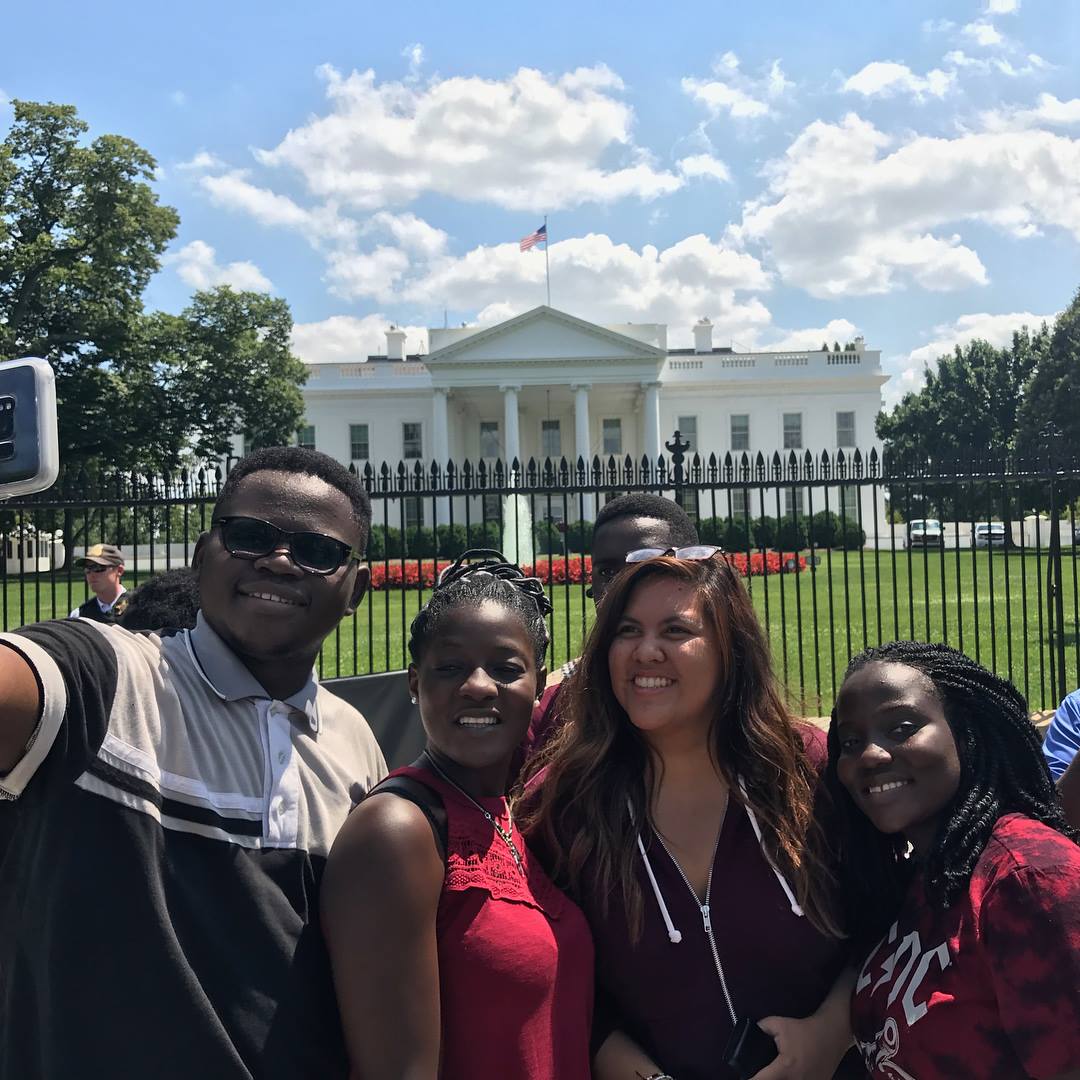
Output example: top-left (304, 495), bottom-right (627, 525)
top-left (321, 551), bottom-right (593, 1079)
top-left (828, 641), bottom-right (1080, 1079)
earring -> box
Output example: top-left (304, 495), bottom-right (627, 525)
top-left (410, 696), bottom-right (418, 705)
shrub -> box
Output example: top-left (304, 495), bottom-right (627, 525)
top-left (752, 516), bottom-right (778, 549)
top-left (807, 510), bottom-right (840, 549)
top-left (840, 521), bottom-right (866, 550)
top-left (775, 516), bottom-right (807, 552)
top-left (720, 519), bottom-right (754, 553)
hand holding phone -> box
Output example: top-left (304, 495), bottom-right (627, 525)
top-left (0, 357), bottom-right (59, 499)
top-left (723, 1017), bottom-right (779, 1079)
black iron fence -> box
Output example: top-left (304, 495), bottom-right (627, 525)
top-left (3, 438), bottom-right (1079, 713)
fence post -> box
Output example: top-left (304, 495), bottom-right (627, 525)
top-left (666, 429), bottom-right (690, 506)
top-left (1043, 424), bottom-right (1068, 707)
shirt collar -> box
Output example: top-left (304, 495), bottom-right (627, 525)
top-left (185, 611), bottom-right (321, 733)
top-left (99, 584), bottom-right (127, 612)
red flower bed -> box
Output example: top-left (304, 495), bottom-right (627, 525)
top-left (366, 551), bottom-right (804, 591)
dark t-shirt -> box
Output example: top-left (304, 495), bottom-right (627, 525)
top-left (585, 727), bottom-right (863, 1080)
top-left (851, 813), bottom-right (1080, 1078)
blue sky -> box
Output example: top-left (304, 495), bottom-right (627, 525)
top-left (3, 0), bottom-right (1078, 404)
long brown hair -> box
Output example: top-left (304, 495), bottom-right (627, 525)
top-left (517, 555), bottom-right (842, 939)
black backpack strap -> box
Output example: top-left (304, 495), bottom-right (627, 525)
top-left (367, 774), bottom-right (448, 862)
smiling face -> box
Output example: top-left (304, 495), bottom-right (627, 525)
top-left (607, 574), bottom-right (721, 747)
top-left (834, 661), bottom-right (963, 854)
top-left (194, 469), bottom-right (368, 693)
top-left (408, 599), bottom-right (540, 777)
top-left (590, 515), bottom-right (681, 607)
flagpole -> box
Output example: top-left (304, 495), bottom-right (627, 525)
top-left (544, 214), bottom-right (550, 307)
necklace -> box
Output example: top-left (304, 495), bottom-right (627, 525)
top-left (421, 752), bottom-right (526, 876)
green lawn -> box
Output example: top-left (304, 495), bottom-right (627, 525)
top-left (6, 548), bottom-right (1078, 711)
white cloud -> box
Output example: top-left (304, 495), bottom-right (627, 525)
top-left (170, 90), bottom-right (187, 107)
top-left (366, 211), bottom-right (448, 256)
top-left (254, 63), bottom-right (682, 211)
top-left (401, 42), bottom-right (424, 80)
top-left (291, 314), bottom-right (429, 364)
top-left (677, 154), bottom-right (732, 183)
top-left (986, 0), bottom-right (1019, 13)
top-left (199, 170), bottom-right (359, 244)
top-left (178, 150), bottom-right (225, 171)
top-left (167, 241), bottom-right (273, 292)
top-left (922, 18), bottom-right (955, 34)
top-left (681, 53), bottom-right (791, 122)
top-left (730, 112), bottom-right (1080, 297)
top-left (357, 232), bottom-right (776, 347)
top-left (886, 310), bottom-right (1055, 405)
top-left (765, 319), bottom-right (859, 353)
top-left (982, 93), bottom-right (1080, 130)
top-left (843, 61), bottom-right (955, 101)
top-left (943, 49), bottom-right (1047, 77)
top-left (325, 246), bottom-right (412, 303)
top-left (962, 20), bottom-right (1005, 47)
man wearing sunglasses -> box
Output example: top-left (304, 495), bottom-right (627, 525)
top-left (67, 542), bottom-right (128, 623)
top-left (0, 446), bottom-right (386, 1079)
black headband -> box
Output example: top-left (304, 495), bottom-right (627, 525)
top-left (435, 548), bottom-right (554, 618)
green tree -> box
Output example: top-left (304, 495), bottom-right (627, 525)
top-left (0, 100), bottom-right (178, 367)
top-left (132, 288), bottom-right (308, 469)
top-left (1017, 288), bottom-right (1080, 459)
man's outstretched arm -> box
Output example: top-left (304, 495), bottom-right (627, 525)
top-left (0, 644), bottom-right (43, 773)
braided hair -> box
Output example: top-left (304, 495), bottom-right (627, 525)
top-left (408, 549), bottom-right (552, 668)
top-left (826, 640), bottom-right (1078, 946)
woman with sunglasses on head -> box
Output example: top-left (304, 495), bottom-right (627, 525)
top-left (321, 551), bottom-right (593, 1080)
top-left (520, 547), bottom-right (863, 1080)
top-left (827, 641), bottom-right (1080, 1080)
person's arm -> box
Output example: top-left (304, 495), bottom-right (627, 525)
top-left (321, 792), bottom-right (446, 1080)
top-left (1043, 695), bottom-right (1080, 781)
top-left (1059, 753), bottom-right (1080, 830)
top-left (592, 1029), bottom-right (667, 1080)
top-left (0, 644), bottom-right (43, 773)
top-left (750, 966), bottom-right (856, 1080)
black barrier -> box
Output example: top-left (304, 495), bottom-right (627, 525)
top-left (324, 670), bottom-right (425, 770)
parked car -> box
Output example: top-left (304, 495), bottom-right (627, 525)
top-left (973, 522), bottom-right (1007, 548)
top-left (908, 519), bottom-right (944, 548)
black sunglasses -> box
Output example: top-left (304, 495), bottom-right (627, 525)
top-left (212, 516), bottom-right (361, 575)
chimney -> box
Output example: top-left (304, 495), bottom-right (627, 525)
top-left (385, 326), bottom-right (407, 361)
top-left (853, 335), bottom-right (865, 353)
top-left (693, 317), bottom-right (713, 355)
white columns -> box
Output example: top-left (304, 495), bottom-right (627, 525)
top-left (572, 383), bottom-right (595, 520)
top-left (501, 385), bottom-right (521, 464)
top-left (643, 381), bottom-right (662, 464)
top-left (432, 388), bottom-right (450, 524)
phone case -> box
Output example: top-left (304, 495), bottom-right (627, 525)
top-left (723, 1017), bottom-right (779, 1079)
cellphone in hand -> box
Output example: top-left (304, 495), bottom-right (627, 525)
top-left (0, 357), bottom-right (59, 499)
top-left (723, 1017), bottom-right (779, 1079)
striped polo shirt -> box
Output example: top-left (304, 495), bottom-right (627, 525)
top-left (0, 614), bottom-right (386, 1079)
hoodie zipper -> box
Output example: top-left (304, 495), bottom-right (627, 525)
top-left (652, 826), bottom-right (739, 1027)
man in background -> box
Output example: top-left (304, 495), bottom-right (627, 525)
top-left (68, 543), bottom-right (127, 623)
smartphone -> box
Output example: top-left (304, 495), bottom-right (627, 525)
top-left (0, 357), bottom-right (60, 499)
top-left (723, 1017), bottom-right (779, 1079)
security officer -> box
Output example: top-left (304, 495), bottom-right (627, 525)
top-left (68, 543), bottom-right (128, 623)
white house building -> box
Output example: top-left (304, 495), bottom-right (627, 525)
top-left (296, 306), bottom-right (888, 528)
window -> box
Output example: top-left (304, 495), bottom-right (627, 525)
top-left (541, 419), bottom-right (562, 459)
top-left (783, 412), bottom-right (803, 450)
top-left (840, 485), bottom-right (860, 518)
top-left (483, 493), bottom-right (502, 520)
top-left (480, 421), bottom-right (501, 459)
top-left (404, 497), bottom-right (423, 530)
top-left (403, 422), bottom-right (423, 460)
top-left (349, 423), bottom-right (369, 461)
top-left (678, 416), bottom-right (698, 453)
top-left (729, 489), bottom-right (749, 517)
top-left (731, 414), bottom-right (750, 452)
top-left (297, 424), bottom-right (315, 450)
top-left (784, 488), bottom-right (805, 517)
top-left (675, 489), bottom-right (699, 522)
top-left (602, 418), bottom-right (622, 455)
top-left (836, 411), bottom-right (856, 447)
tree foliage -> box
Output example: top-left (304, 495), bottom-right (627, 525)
top-left (1, 101), bottom-right (307, 471)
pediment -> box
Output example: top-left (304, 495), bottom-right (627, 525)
top-left (425, 306), bottom-right (665, 366)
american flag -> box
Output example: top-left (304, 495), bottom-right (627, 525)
top-left (519, 224), bottom-right (547, 252)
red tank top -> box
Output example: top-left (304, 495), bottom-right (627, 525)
top-left (389, 765), bottom-right (594, 1080)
